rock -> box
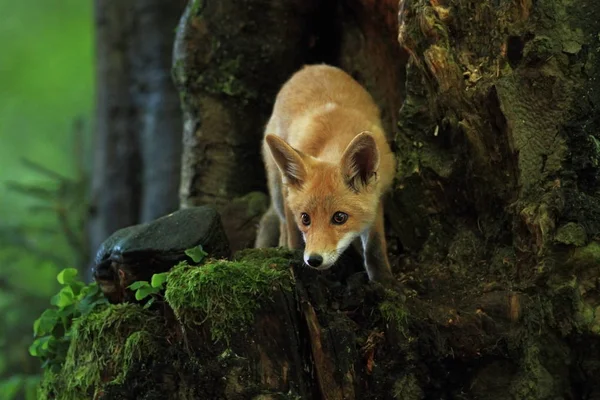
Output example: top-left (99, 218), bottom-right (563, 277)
top-left (93, 206), bottom-right (230, 303)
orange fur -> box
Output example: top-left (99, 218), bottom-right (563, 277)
top-left (255, 64), bottom-right (396, 283)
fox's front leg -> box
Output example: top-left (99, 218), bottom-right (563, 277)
top-left (284, 206), bottom-right (303, 249)
top-left (361, 202), bottom-right (393, 283)
top-left (278, 221), bottom-right (288, 247)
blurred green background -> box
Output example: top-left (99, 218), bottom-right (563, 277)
top-left (0, 0), bottom-right (93, 398)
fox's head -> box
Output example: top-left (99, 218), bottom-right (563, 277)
top-left (266, 132), bottom-right (381, 269)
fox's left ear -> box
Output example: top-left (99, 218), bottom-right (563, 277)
top-left (341, 131), bottom-right (379, 191)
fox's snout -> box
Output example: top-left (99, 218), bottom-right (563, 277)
top-left (303, 252), bottom-right (336, 270)
top-left (305, 254), bottom-right (323, 268)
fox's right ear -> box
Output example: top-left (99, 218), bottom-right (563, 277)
top-left (341, 131), bottom-right (380, 191)
top-left (265, 134), bottom-right (307, 187)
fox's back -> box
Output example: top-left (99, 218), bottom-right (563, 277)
top-left (274, 64), bottom-right (381, 116)
top-left (268, 65), bottom-right (382, 144)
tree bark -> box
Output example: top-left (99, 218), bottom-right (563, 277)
top-left (89, 0), bottom-right (185, 273)
top-left (131, 0), bottom-right (187, 223)
top-left (90, 0), bottom-right (141, 273)
top-left (390, 0), bottom-right (600, 397)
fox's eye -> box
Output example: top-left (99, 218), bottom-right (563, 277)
top-left (332, 211), bottom-right (348, 225)
top-left (301, 213), bottom-right (311, 226)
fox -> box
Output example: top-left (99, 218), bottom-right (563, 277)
top-left (254, 64), bottom-right (396, 284)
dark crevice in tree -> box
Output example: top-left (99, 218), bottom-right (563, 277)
top-left (507, 35), bottom-right (526, 68)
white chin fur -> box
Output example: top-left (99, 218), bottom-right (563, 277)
top-left (336, 232), bottom-right (359, 254)
top-left (304, 232), bottom-right (359, 269)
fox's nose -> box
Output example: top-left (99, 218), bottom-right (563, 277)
top-left (306, 254), bottom-right (323, 268)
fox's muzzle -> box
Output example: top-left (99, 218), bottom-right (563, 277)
top-left (303, 251), bottom-right (338, 270)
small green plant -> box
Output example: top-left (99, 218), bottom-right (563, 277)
top-left (127, 245), bottom-right (207, 307)
top-left (128, 272), bottom-right (169, 307)
top-left (185, 244), bottom-right (208, 263)
top-left (29, 268), bottom-right (108, 369)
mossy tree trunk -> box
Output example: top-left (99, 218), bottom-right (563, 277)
top-left (89, 0), bottom-right (186, 273)
top-left (388, 0), bottom-right (600, 397)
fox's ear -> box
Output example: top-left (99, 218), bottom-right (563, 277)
top-left (341, 131), bottom-right (379, 191)
top-left (265, 134), bottom-right (307, 187)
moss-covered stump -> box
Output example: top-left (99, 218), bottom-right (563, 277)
top-left (40, 248), bottom-right (387, 399)
top-left (39, 248), bottom-right (600, 399)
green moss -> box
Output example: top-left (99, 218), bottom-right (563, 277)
top-left (393, 374), bottom-right (424, 400)
top-left (448, 229), bottom-right (484, 266)
top-left (522, 35), bottom-right (557, 65)
top-left (190, 0), bottom-right (204, 17)
top-left (570, 241), bottom-right (600, 269)
top-left (574, 301), bottom-right (600, 335)
top-left (554, 222), bottom-right (587, 246)
top-left (196, 55), bottom-right (257, 100)
top-left (379, 289), bottom-right (409, 336)
top-left (233, 247), bottom-right (302, 264)
top-left (38, 304), bottom-right (163, 400)
top-left (165, 251), bottom-right (294, 343)
top-left (418, 145), bottom-right (455, 179)
top-left (579, 303), bottom-right (596, 327)
top-left (593, 307), bottom-right (600, 335)
top-left (510, 345), bottom-right (555, 400)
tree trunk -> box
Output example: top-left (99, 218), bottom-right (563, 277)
top-left (389, 0), bottom-right (600, 397)
top-left (131, 0), bottom-right (187, 223)
top-left (89, 0), bottom-right (185, 273)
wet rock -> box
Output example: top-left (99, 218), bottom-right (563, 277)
top-left (93, 206), bottom-right (230, 303)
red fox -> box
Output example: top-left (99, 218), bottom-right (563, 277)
top-left (255, 64), bottom-right (396, 283)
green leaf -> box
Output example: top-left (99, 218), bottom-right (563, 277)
top-left (134, 286), bottom-right (159, 301)
top-left (87, 283), bottom-right (101, 296)
top-left (29, 336), bottom-right (50, 357)
top-left (70, 281), bottom-right (85, 296)
top-left (50, 286), bottom-right (75, 308)
top-left (79, 282), bottom-right (100, 298)
top-left (77, 295), bottom-right (107, 316)
top-left (185, 245), bottom-right (208, 263)
top-left (128, 281), bottom-right (150, 291)
top-left (151, 272), bottom-right (169, 288)
top-left (57, 268), bottom-right (78, 285)
top-left (33, 310), bottom-right (59, 336)
top-left (57, 303), bottom-right (76, 319)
